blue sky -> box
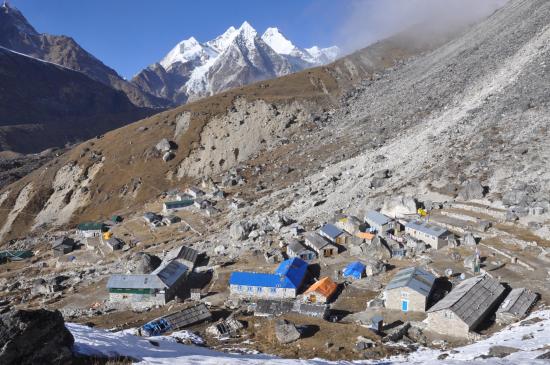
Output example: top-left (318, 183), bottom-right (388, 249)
top-left (10, 0), bottom-right (352, 79)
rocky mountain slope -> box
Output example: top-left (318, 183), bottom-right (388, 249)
top-left (0, 3), bottom-right (170, 108)
top-left (273, 0), bottom-right (550, 226)
top-left (131, 22), bottom-right (340, 104)
top-left (0, 22), bottom-right (441, 240)
top-left (0, 46), bottom-right (152, 153)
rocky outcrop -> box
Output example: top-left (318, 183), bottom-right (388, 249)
top-left (381, 196), bottom-right (417, 219)
top-left (458, 180), bottom-right (485, 201)
top-left (274, 319), bottom-right (301, 344)
top-left (133, 252), bottom-right (162, 274)
top-left (0, 309), bottom-right (74, 365)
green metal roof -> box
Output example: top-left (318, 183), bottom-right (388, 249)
top-left (164, 200), bottom-right (193, 208)
top-left (77, 222), bottom-right (105, 231)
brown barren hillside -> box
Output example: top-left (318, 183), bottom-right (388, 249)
top-left (0, 29), bottom-right (454, 241)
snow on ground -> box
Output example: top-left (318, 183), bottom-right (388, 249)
top-left (67, 310), bottom-right (550, 365)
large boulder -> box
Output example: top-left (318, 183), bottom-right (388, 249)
top-left (230, 221), bottom-right (253, 241)
top-left (155, 138), bottom-right (172, 152)
top-left (0, 309), bottom-right (74, 365)
top-left (458, 180), bottom-right (485, 201)
top-left (380, 196), bottom-right (417, 219)
top-left (133, 252), bottom-right (162, 274)
top-left (274, 319), bottom-right (301, 344)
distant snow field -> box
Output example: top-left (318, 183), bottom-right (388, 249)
top-left (68, 310), bottom-right (550, 364)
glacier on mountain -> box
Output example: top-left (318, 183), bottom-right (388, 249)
top-left (131, 21), bottom-right (340, 104)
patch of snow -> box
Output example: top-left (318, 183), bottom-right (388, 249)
top-left (160, 37), bottom-right (212, 70)
top-left (67, 309), bottom-right (550, 364)
top-left (206, 26), bottom-right (238, 53)
top-left (305, 46), bottom-right (341, 64)
top-left (261, 27), bottom-right (298, 55)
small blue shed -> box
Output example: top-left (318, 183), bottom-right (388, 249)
top-left (343, 261), bottom-right (366, 280)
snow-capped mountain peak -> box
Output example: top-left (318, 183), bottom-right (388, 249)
top-left (234, 21), bottom-right (258, 48)
top-left (305, 45), bottom-right (340, 64)
top-left (132, 21), bottom-right (340, 104)
top-left (160, 36), bottom-right (208, 69)
top-left (261, 27), bottom-right (298, 55)
top-left (206, 26), bottom-right (238, 53)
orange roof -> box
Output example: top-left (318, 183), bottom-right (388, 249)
top-left (305, 277), bottom-right (338, 298)
top-left (356, 232), bottom-right (375, 240)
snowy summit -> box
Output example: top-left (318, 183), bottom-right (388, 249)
top-left (132, 21), bottom-right (340, 104)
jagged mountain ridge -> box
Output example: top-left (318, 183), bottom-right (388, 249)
top-left (131, 22), bottom-right (340, 104)
top-left (0, 3), bottom-right (171, 108)
top-left (0, 46), bottom-right (152, 153)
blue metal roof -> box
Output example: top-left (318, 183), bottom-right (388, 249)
top-left (319, 223), bottom-right (345, 240)
top-left (343, 261), bottom-right (366, 279)
top-left (366, 210), bottom-right (392, 226)
top-left (274, 257), bottom-right (308, 288)
top-left (405, 220), bottom-right (448, 238)
top-left (229, 258), bottom-right (308, 289)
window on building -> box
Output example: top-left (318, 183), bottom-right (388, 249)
top-left (270, 287), bottom-right (277, 294)
top-left (237, 285), bottom-right (243, 292)
top-left (256, 287), bottom-right (262, 293)
top-left (401, 291), bottom-right (409, 298)
top-left (247, 286), bottom-right (253, 293)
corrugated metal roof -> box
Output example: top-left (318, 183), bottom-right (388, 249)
top-left (107, 274), bottom-right (166, 289)
top-left (152, 261), bottom-right (189, 288)
top-left (305, 277), bottom-right (338, 298)
top-left (229, 272), bottom-right (291, 288)
top-left (497, 288), bottom-right (538, 317)
top-left (366, 210), bottom-right (392, 226)
top-left (287, 240), bottom-right (313, 255)
top-left (319, 223), bottom-right (345, 240)
top-left (386, 267), bottom-right (436, 296)
top-left (108, 261), bottom-right (188, 290)
top-left (164, 200), bottom-right (193, 209)
top-left (274, 257), bottom-right (308, 289)
top-left (405, 220), bottom-right (448, 237)
top-left (428, 275), bottom-right (505, 328)
top-left (304, 232), bottom-right (333, 250)
top-left (176, 246), bottom-right (199, 265)
top-left (77, 222), bottom-right (104, 231)
top-left (229, 258), bottom-right (308, 289)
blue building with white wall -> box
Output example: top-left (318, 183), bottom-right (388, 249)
top-left (229, 257), bottom-right (309, 299)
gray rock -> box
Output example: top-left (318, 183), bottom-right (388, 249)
top-left (274, 319), bottom-right (301, 344)
top-left (162, 151), bottom-right (175, 162)
top-left (383, 322), bottom-right (411, 342)
top-left (370, 177), bottom-right (386, 189)
top-left (0, 309), bottom-right (74, 365)
top-left (133, 253), bottom-right (161, 274)
top-left (502, 190), bottom-right (531, 206)
top-left (381, 196), bottom-right (417, 219)
top-left (487, 346), bottom-right (520, 358)
top-left (230, 221), bottom-right (249, 241)
top-left (155, 138), bottom-right (172, 152)
top-left (458, 180), bottom-right (485, 201)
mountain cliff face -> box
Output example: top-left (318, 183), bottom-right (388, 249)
top-left (0, 3), bottom-right (171, 108)
top-left (0, 46), bottom-right (151, 153)
top-left (131, 22), bottom-right (340, 104)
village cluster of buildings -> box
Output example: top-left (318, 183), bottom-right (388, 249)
top-left (58, 190), bottom-right (541, 343)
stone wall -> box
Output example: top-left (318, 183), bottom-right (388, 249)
top-left (426, 309), bottom-right (470, 338)
top-left (385, 287), bottom-right (427, 312)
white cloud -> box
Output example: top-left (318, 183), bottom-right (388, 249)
top-left (338, 0), bottom-right (509, 52)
